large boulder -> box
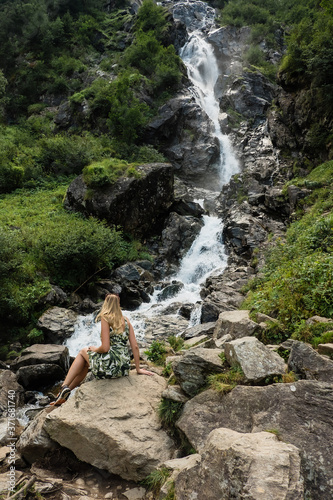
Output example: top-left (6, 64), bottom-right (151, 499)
top-left (288, 340), bottom-right (333, 381)
top-left (64, 163), bottom-right (174, 239)
top-left (176, 381), bottom-right (333, 499)
top-left (224, 336), bottom-right (286, 382)
top-left (37, 307), bottom-right (78, 344)
top-left (10, 345), bottom-right (70, 372)
top-left (175, 429), bottom-right (304, 500)
top-left (43, 373), bottom-right (175, 481)
top-left (16, 364), bottom-right (66, 390)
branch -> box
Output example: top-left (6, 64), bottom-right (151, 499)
top-left (6, 476), bottom-right (36, 500)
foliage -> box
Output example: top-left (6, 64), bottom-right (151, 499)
top-left (243, 161), bottom-right (333, 343)
top-left (82, 158), bottom-right (140, 187)
top-left (207, 366), bottom-right (245, 393)
top-left (144, 340), bottom-right (167, 366)
top-left (142, 468), bottom-right (171, 495)
top-left (158, 398), bottom-right (184, 427)
top-left (168, 335), bottom-right (184, 352)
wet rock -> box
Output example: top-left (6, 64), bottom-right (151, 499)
top-left (224, 336), bottom-right (286, 382)
top-left (288, 341), bottom-right (333, 381)
top-left (64, 163), bottom-right (174, 239)
top-left (37, 306), bottom-right (78, 344)
top-left (174, 429), bottom-right (304, 500)
top-left (16, 364), bottom-right (65, 390)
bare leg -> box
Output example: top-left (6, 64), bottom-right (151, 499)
top-left (63, 348), bottom-right (90, 390)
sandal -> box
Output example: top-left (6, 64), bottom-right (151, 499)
top-left (49, 385), bottom-right (71, 407)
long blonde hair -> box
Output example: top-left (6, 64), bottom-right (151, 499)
top-left (95, 294), bottom-right (124, 332)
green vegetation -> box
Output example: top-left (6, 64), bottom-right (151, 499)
top-left (168, 335), bottom-right (185, 352)
top-left (144, 340), bottom-right (167, 366)
top-left (142, 468), bottom-right (171, 496)
top-left (158, 398), bottom-right (184, 427)
top-left (243, 161), bottom-right (333, 345)
top-left (207, 366), bottom-right (245, 393)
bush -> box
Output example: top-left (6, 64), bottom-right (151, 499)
top-left (144, 340), bottom-right (167, 365)
top-left (82, 158), bottom-right (139, 187)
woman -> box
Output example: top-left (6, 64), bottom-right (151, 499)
top-left (50, 294), bottom-right (154, 406)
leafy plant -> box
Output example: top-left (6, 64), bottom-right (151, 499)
top-left (168, 335), bottom-right (184, 352)
top-left (158, 398), bottom-right (184, 427)
top-left (144, 340), bottom-right (167, 366)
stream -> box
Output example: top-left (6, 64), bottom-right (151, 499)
top-left (64, 1), bottom-right (240, 356)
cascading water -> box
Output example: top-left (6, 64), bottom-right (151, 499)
top-left (65, 1), bottom-right (240, 356)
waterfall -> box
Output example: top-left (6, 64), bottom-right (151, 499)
top-left (65, 2), bottom-right (239, 355)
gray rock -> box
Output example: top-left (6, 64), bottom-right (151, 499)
top-left (16, 364), bottom-right (65, 390)
top-left (161, 385), bottom-right (189, 404)
top-left (175, 428), bottom-right (304, 500)
top-left (176, 381), bottom-right (333, 499)
top-left (0, 370), bottom-right (25, 415)
top-left (214, 310), bottom-right (260, 339)
top-left (10, 344), bottom-right (70, 372)
top-left (17, 409), bottom-right (59, 463)
top-left (288, 341), bottom-right (333, 381)
top-left (171, 348), bottom-right (223, 397)
top-left (182, 322), bottom-right (216, 340)
top-left (44, 373), bottom-right (175, 481)
top-left (37, 306), bottom-right (78, 344)
top-left (64, 163), bottom-right (174, 239)
top-left (317, 343), bottom-right (333, 356)
top-left (224, 336), bottom-right (286, 382)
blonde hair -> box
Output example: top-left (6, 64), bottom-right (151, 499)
top-left (95, 294), bottom-right (124, 332)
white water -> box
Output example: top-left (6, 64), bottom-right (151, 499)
top-left (65, 5), bottom-right (239, 356)
top-left (180, 33), bottom-right (239, 188)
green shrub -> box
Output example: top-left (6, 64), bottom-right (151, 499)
top-left (144, 340), bottom-right (167, 365)
top-left (158, 398), bottom-right (184, 427)
top-left (168, 335), bottom-right (184, 352)
top-left (82, 158), bottom-right (139, 187)
top-left (142, 468), bottom-right (171, 495)
top-left (207, 366), bottom-right (245, 393)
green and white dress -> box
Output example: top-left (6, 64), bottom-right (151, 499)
top-left (88, 320), bottom-right (131, 379)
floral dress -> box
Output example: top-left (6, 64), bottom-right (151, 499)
top-left (88, 320), bottom-right (131, 379)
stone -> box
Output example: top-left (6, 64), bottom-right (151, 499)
top-left (17, 409), bottom-right (59, 463)
top-left (160, 454), bottom-right (201, 499)
top-left (0, 370), bottom-right (25, 414)
top-left (16, 364), bottom-right (65, 390)
top-left (174, 428), bottom-right (303, 500)
top-left (44, 373), bottom-right (175, 481)
top-left (317, 343), bottom-right (333, 356)
top-left (64, 164), bottom-right (174, 239)
top-left (224, 336), bottom-right (286, 382)
top-left (37, 306), bottom-right (78, 344)
top-left (159, 212), bottom-right (203, 264)
top-left (10, 344), bottom-right (70, 372)
top-left (214, 310), bottom-right (260, 339)
top-left (122, 487), bottom-right (146, 500)
top-left (288, 340), bottom-right (333, 381)
top-left (182, 322), bottom-right (215, 340)
top-left (171, 348), bottom-right (223, 397)
top-left (176, 381), bottom-right (333, 499)
top-left (161, 385), bottom-right (189, 404)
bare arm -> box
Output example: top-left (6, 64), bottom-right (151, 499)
top-left (87, 317), bottom-right (110, 353)
top-left (128, 319), bottom-right (154, 376)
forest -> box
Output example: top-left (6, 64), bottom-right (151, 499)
top-left (0, 0), bottom-right (332, 358)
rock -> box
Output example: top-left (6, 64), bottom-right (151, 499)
top-left (305, 315), bottom-right (333, 326)
top-left (171, 348), bottom-right (223, 397)
top-left (113, 264), bottom-right (141, 282)
top-left (64, 164), bottom-right (174, 239)
top-left (16, 364), bottom-right (65, 390)
top-left (0, 470), bottom-right (24, 495)
top-left (174, 428), bottom-right (304, 500)
top-left (141, 315), bottom-right (189, 341)
top-left (288, 341), bottom-right (333, 381)
top-left (37, 306), bottom-right (78, 344)
top-left (200, 286), bottom-right (244, 322)
top-left (17, 409), bottom-right (59, 463)
top-left (176, 381), bottom-right (333, 498)
top-left (214, 310), bottom-right (260, 339)
top-left (160, 454), bottom-right (201, 498)
top-left (182, 322), bottom-right (215, 340)
top-left (224, 336), bottom-right (286, 382)
top-left (317, 343), bottom-right (333, 356)
top-left (122, 487), bottom-right (146, 500)
top-left (157, 281), bottom-right (184, 302)
top-left (183, 335), bottom-right (209, 348)
top-left (159, 212), bottom-right (204, 265)
top-left (0, 370), bottom-right (25, 414)
top-left (44, 373), bottom-right (175, 481)
top-left (10, 344), bottom-right (70, 372)
top-left (161, 385), bottom-right (189, 404)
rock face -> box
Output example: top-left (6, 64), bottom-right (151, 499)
top-left (43, 373), bottom-right (175, 481)
top-left (175, 428), bottom-right (304, 500)
top-left (37, 306), bottom-right (78, 344)
top-left (11, 345), bottom-right (70, 372)
top-left (64, 163), bottom-right (174, 238)
top-left (176, 381), bottom-right (333, 498)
